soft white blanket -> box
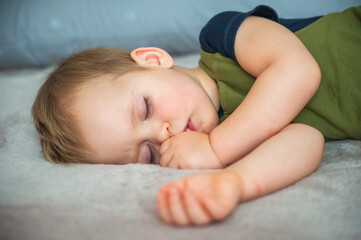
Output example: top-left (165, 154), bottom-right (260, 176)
top-left (0, 54), bottom-right (360, 240)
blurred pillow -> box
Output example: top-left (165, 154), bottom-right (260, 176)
top-left (0, 0), bottom-right (359, 68)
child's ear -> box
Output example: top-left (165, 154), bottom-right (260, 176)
top-left (130, 47), bottom-right (174, 68)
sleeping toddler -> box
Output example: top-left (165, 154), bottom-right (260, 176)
top-left (31, 5), bottom-right (361, 226)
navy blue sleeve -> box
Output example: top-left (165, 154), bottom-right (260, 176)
top-left (199, 5), bottom-right (321, 60)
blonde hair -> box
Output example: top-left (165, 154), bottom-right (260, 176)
top-left (32, 47), bottom-right (147, 163)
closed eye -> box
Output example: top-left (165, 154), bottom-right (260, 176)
top-left (148, 144), bottom-right (155, 164)
top-left (144, 96), bottom-right (153, 120)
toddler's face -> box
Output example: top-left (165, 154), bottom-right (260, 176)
top-left (73, 68), bottom-right (219, 165)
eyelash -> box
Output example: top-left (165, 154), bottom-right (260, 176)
top-left (144, 96), bottom-right (152, 120)
top-left (143, 97), bottom-right (154, 164)
top-left (148, 144), bottom-right (155, 164)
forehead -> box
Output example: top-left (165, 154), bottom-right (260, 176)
top-left (73, 75), bottom-right (137, 164)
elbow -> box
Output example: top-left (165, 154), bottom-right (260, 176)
top-left (287, 50), bottom-right (321, 97)
top-left (285, 123), bottom-right (325, 172)
top-left (301, 53), bottom-right (322, 96)
top-left (312, 127), bottom-right (324, 171)
top-left (309, 58), bottom-right (321, 95)
top-left (302, 124), bottom-right (325, 172)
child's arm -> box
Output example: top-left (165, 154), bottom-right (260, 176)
top-left (211, 16), bottom-right (321, 166)
top-left (156, 123), bottom-right (324, 225)
top-left (160, 16), bottom-right (321, 169)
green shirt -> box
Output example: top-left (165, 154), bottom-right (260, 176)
top-left (199, 7), bottom-right (361, 141)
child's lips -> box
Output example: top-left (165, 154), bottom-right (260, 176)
top-left (183, 119), bottom-right (196, 132)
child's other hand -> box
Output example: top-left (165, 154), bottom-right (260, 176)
top-left (156, 170), bottom-right (242, 226)
top-left (160, 131), bottom-right (222, 169)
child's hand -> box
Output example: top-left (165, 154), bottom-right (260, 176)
top-left (160, 131), bottom-right (223, 169)
top-left (156, 170), bottom-right (242, 226)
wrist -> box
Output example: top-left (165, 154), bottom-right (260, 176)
top-left (207, 133), bottom-right (224, 168)
top-left (219, 169), bottom-right (245, 202)
top-left (209, 129), bottom-right (229, 167)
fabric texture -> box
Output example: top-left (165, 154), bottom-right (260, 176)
top-left (199, 6), bottom-right (361, 140)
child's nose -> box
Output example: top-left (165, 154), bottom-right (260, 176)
top-left (155, 121), bottom-right (172, 143)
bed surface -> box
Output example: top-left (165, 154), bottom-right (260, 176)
top-left (0, 53), bottom-right (360, 240)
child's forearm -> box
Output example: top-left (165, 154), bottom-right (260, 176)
top-left (211, 68), bottom-right (320, 167)
top-left (156, 124), bottom-right (323, 226)
top-left (222, 123), bottom-right (324, 202)
top-left (209, 60), bottom-right (321, 167)
top-left (209, 16), bottom-right (321, 167)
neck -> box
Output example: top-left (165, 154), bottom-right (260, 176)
top-left (173, 65), bottom-right (219, 110)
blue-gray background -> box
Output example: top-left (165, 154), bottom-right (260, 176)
top-left (0, 0), bottom-right (360, 68)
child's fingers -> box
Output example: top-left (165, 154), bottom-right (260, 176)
top-left (167, 158), bottom-right (180, 169)
top-left (159, 140), bottom-right (172, 167)
top-left (159, 152), bottom-right (171, 168)
top-left (184, 190), bottom-right (212, 225)
top-left (156, 189), bottom-right (172, 224)
top-left (168, 187), bottom-right (190, 225)
top-left (159, 138), bottom-right (171, 155)
top-left (159, 148), bottom-right (176, 168)
top-left (159, 144), bottom-right (178, 168)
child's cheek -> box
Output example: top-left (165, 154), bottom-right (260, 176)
top-left (156, 92), bottom-right (188, 119)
